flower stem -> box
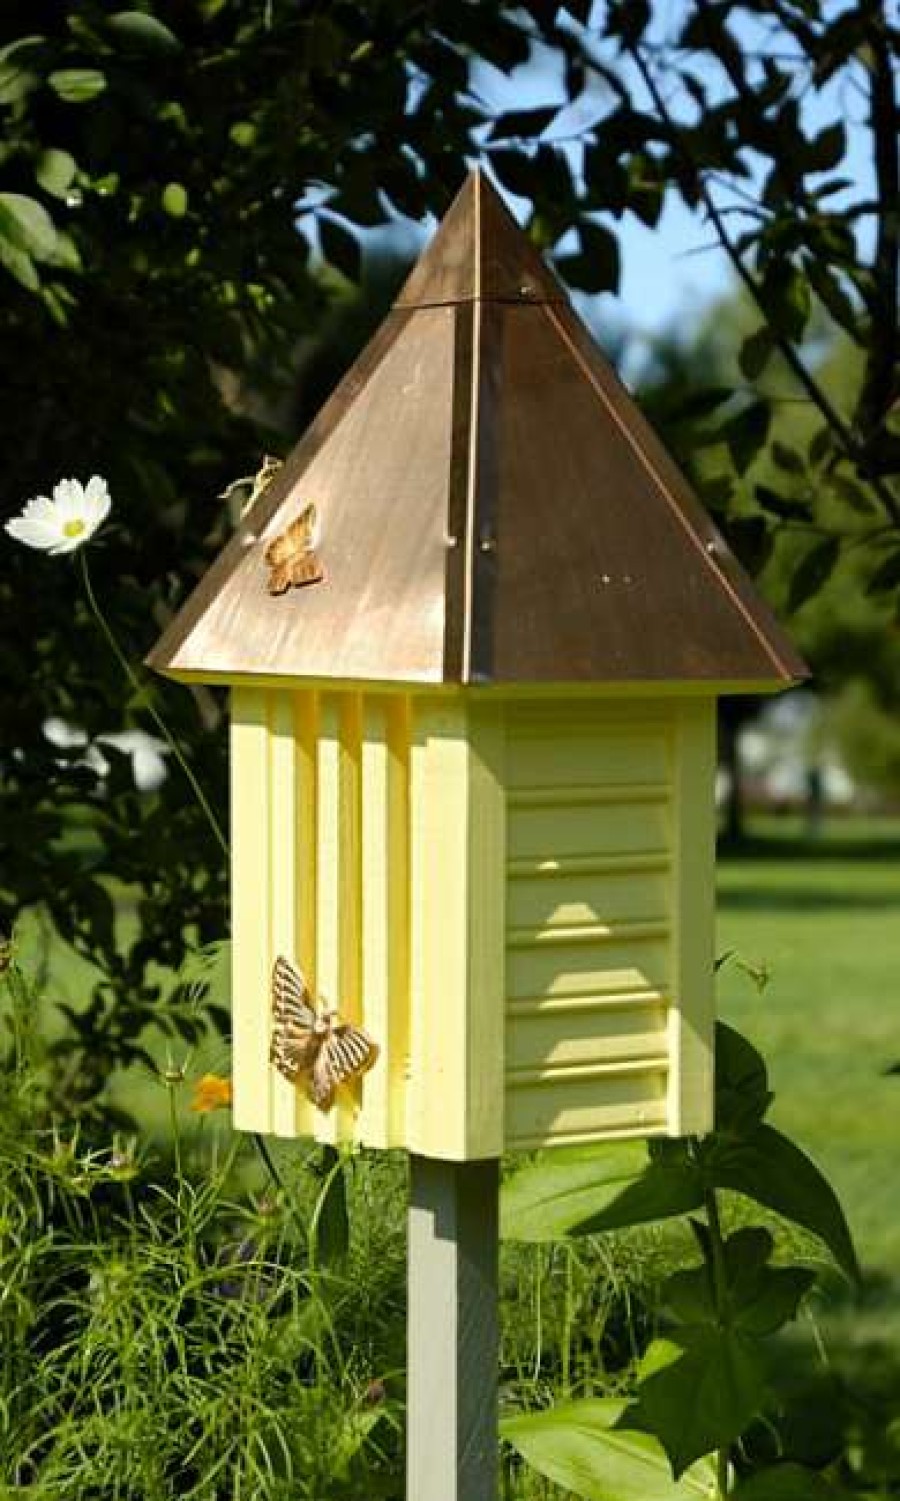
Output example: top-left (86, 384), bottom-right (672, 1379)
top-left (78, 549), bottom-right (229, 859)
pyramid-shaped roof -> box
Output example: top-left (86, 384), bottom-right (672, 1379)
top-left (148, 171), bottom-right (806, 689)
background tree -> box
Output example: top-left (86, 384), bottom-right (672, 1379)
top-left (1, 0), bottom-right (897, 1112)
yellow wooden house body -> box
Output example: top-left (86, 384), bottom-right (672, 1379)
top-left (150, 173), bottom-right (804, 1161)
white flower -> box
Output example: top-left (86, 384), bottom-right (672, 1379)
top-left (5, 475), bottom-right (111, 555)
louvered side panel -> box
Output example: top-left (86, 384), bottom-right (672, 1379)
top-left (504, 708), bottom-right (675, 1150)
top-left (230, 687), bottom-right (272, 1133)
top-left (357, 694), bottom-right (411, 1148)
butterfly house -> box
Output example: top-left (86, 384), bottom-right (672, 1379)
top-left (148, 172), bottom-right (804, 1162)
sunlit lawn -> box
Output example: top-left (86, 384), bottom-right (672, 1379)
top-left (717, 813), bottom-right (900, 1360)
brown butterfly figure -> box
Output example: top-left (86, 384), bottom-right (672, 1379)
top-left (270, 955), bottom-right (378, 1111)
top-left (264, 502), bottom-right (324, 595)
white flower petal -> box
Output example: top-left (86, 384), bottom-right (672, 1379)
top-left (84, 475), bottom-right (108, 505)
top-left (21, 495), bottom-right (56, 523)
top-left (84, 477), bottom-right (111, 526)
top-left (48, 533), bottom-right (83, 555)
top-left (53, 479), bottom-right (85, 518)
top-left (6, 517), bottom-right (63, 550)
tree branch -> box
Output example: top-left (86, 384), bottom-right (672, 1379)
top-left (855, 0), bottom-right (900, 439)
top-left (629, 38), bottom-right (900, 528)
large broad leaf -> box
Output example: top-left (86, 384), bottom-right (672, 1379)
top-left (500, 1141), bottom-right (702, 1242)
top-left (502, 1399), bottom-right (716, 1500)
top-left (629, 1329), bottom-right (766, 1477)
top-left (788, 537), bottom-right (839, 613)
top-left (706, 1124), bottom-right (859, 1284)
top-left (733, 1463), bottom-right (854, 1499)
top-left (108, 11), bottom-right (181, 52)
top-left (0, 193), bottom-right (57, 261)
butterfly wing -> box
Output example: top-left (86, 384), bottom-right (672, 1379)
top-left (270, 956), bottom-right (320, 1083)
top-left (307, 1024), bottom-right (378, 1110)
top-left (288, 552), bottom-right (325, 588)
top-left (265, 505), bottom-right (323, 594)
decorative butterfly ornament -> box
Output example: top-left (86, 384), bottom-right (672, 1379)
top-left (270, 955), bottom-right (377, 1111)
top-left (264, 502), bottom-right (324, 595)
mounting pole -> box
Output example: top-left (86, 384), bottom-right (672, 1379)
top-left (407, 1156), bottom-right (500, 1501)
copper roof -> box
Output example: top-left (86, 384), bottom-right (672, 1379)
top-left (148, 171), bottom-right (806, 688)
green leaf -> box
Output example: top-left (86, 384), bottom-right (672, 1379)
top-left (715, 1023), bottom-right (772, 1134)
top-left (722, 399), bottom-right (771, 474)
top-left (557, 220), bottom-right (620, 293)
top-left (162, 182), bottom-right (188, 218)
top-left (319, 215), bottom-right (361, 281)
top-left (0, 237), bottom-right (39, 291)
top-left (49, 68), bottom-right (107, 103)
top-left (487, 104), bottom-right (559, 141)
top-left (108, 11), bottom-right (181, 52)
top-left (788, 537), bottom-right (839, 612)
top-left (501, 1141), bottom-right (652, 1241)
top-left (772, 441), bottom-right (805, 475)
top-left (706, 1123), bottom-right (859, 1282)
top-left (807, 427), bottom-right (832, 466)
top-left (723, 516), bottom-right (772, 576)
top-left (734, 1462), bottom-right (855, 1499)
top-left (806, 122), bottom-right (846, 173)
top-left (732, 1264), bottom-right (815, 1336)
top-left (825, 472), bottom-right (876, 515)
top-left (0, 193), bottom-right (57, 260)
top-left (36, 149), bottom-right (78, 200)
top-left (501, 1399), bottom-right (716, 1500)
top-left (865, 548), bottom-right (900, 596)
top-left (754, 484), bottom-right (810, 523)
top-left (666, 386), bottom-right (734, 422)
top-left (663, 1229), bottom-right (813, 1338)
top-left (738, 328), bottom-right (773, 380)
top-left (630, 1328), bottom-right (766, 1476)
top-left (0, 34), bottom-right (45, 105)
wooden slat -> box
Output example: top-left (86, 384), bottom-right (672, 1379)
top-left (408, 699), bottom-right (505, 1159)
top-left (230, 687), bottom-right (271, 1133)
top-left (506, 936), bottom-right (670, 1004)
top-left (506, 919), bottom-right (669, 949)
top-left (506, 868), bottom-right (668, 931)
top-left (359, 695), bottom-right (410, 1147)
top-left (268, 689), bottom-right (303, 1137)
top-left (314, 694), bottom-right (342, 1148)
top-left (507, 782), bottom-right (669, 809)
top-left (506, 1004), bottom-right (668, 1071)
top-left (667, 701), bottom-right (717, 1135)
top-left (507, 801), bottom-right (669, 863)
top-left (505, 1070), bottom-right (667, 1143)
top-left (507, 988), bottom-right (669, 1017)
top-left (506, 851), bottom-right (669, 879)
top-left (464, 702), bottom-right (506, 1157)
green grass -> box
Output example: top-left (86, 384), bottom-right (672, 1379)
top-left (717, 814), bottom-right (900, 1357)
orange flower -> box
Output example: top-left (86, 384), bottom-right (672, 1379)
top-left (191, 1073), bottom-right (233, 1114)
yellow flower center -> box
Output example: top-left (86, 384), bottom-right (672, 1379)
top-left (63, 519), bottom-right (86, 539)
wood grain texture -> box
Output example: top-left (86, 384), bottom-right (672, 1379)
top-left (407, 1157), bottom-right (499, 1501)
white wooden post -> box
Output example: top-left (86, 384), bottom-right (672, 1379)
top-left (407, 1156), bottom-right (500, 1501)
